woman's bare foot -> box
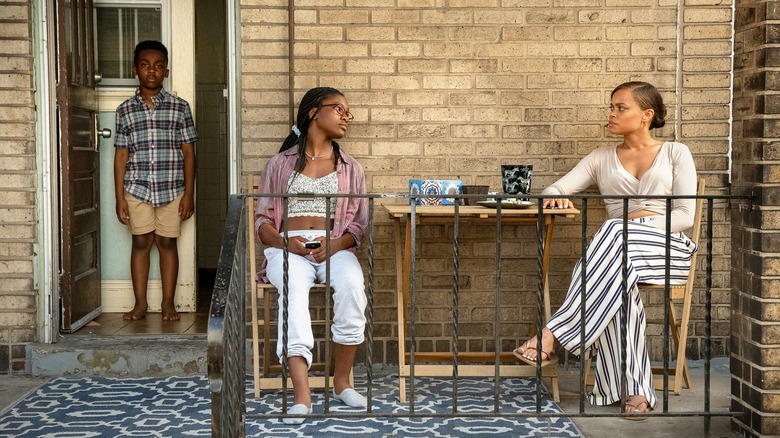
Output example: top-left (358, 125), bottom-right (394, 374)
top-left (515, 327), bottom-right (558, 361)
top-left (123, 304), bottom-right (148, 321)
top-left (161, 305), bottom-right (180, 321)
top-left (625, 395), bottom-right (652, 420)
top-left (625, 395), bottom-right (650, 412)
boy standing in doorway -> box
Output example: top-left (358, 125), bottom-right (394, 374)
top-left (114, 40), bottom-right (198, 321)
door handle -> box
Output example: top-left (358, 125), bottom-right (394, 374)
top-left (93, 115), bottom-right (111, 150)
top-left (94, 73), bottom-right (102, 84)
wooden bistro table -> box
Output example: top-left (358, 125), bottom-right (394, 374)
top-left (382, 203), bottom-right (580, 403)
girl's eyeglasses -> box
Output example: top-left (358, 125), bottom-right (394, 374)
top-left (319, 103), bottom-right (354, 122)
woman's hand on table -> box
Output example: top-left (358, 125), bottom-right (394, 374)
top-left (543, 198), bottom-right (573, 209)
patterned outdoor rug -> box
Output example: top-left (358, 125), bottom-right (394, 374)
top-left (0, 374), bottom-right (583, 437)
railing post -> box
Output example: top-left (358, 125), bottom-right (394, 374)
top-left (208, 194), bottom-right (247, 437)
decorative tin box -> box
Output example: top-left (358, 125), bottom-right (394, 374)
top-left (409, 180), bottom-right (462, 205)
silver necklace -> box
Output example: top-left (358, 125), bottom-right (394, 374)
top-left (305, 145), bottom-right (333, 161)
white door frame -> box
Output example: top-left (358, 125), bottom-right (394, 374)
top-left (227, 0), bottom-right (241, 194)
top-left (33, 0), bottom-right (59, 344)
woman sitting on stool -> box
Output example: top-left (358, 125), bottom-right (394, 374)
top-left (512, 81), bottom-right (698, 419)
top-left (255, 87), bottom-right (368, 424)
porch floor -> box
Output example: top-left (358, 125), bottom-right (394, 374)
top-left (2, 357), bottom-right (735, 437)
top-left (555, 357), bottom-right (733, 437)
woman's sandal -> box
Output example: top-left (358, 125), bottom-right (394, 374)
top-left (624, 398), bottom-right (652, 421)
top-left (512, 344), bottom-right (559, 368)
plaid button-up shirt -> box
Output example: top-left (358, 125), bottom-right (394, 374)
top-left (115, 88), bottom-right (198, 207)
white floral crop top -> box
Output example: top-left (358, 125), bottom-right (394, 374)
top-left (285, 171), bottom-right (338, 217)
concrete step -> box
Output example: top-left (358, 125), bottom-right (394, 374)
top-left (26, 335), bottom-right (209, 377)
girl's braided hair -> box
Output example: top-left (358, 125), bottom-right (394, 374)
top-left (280, 87), bottom-right (345, 173)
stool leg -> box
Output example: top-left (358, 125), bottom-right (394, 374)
top-left (550, 374), bottom-right (560, 402)
top-left (251, 283), bottom-right (260, 399)
top-left (263, 288), bottom-right (272, 378)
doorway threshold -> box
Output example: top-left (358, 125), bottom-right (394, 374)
top-left (27, 334), bottom-right (209, 377)
top-left (70, 312), bottom-right (208, 336)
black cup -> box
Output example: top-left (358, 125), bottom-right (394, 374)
top-left (501, 164), bottom-right (532, 201)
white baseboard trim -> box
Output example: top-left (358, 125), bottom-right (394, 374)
top-left (101, 280), bottom-right (197, 313)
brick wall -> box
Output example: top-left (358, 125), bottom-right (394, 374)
top-left (731, 0), bottom-right (780, 436)
top-left (240, 1), bottom-right (734, 365)
top-left (0, 1), bottom-right (36, 374)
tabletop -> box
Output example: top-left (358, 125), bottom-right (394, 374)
top-left (382, 203), bottom-right (580, 219)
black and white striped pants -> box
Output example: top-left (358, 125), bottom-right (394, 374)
top-left (547, 217), bottom-right (697, 407)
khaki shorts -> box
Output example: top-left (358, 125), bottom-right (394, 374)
top-left (125, 191), bottom-right (183, 238)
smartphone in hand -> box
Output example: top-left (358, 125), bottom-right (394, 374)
top-left (304, 240), bottom-right (321, 249)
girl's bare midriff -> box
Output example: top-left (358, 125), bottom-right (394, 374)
top-left (286, 216), bottom-right (334, 231)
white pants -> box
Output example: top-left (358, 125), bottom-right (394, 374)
top-left (547, 218), bottom-right (697, 408)
top-left (264, 231), bottom-right (367, 369)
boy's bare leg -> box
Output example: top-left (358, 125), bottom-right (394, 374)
top-left (333, 343), bottom-right (358, 394)
top-left (288, 356), bottom-right (312, 407)
top-left (156, 234), bottom-right (180, 321)
top-left (125, 232), bottom-right (155, 320)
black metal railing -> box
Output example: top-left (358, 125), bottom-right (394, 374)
top-left (208, 191), bottom-right (748, 437)
top-left (208, 195), bottom-right (247, 438)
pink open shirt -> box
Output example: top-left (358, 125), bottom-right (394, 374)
top-left (254, 145), bottom-right (368, 282)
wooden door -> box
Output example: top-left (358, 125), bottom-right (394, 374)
top-left (56, 0), bottom-right (101, 332)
